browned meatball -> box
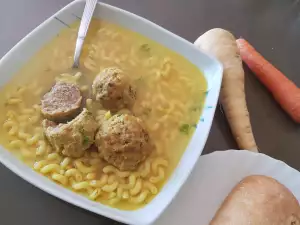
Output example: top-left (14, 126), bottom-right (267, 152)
top-left (41, 82), bottom-right (82, 122)
top-left (92, 67), bottom-right (136, 112)
top-left (43, 108), bottom-right (97, 157)
top-left (95, 114), bottom-right (153, 171)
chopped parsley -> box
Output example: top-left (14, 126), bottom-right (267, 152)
top-left (140, 43), bottom-right (151, 53)
top-left (179, 124), bottom-right (190, 134)
top-left (191, 105), bottom-right (202, 112)
top-left (179, 123), bottom-right (197, 135)
top-left (143, 107), bottom-right (152, 116)
top-left (134, 76), bottom-right (145, 86)
top-left (82, 135), bottom-right (89, 145)
top-left (79, 127), bottom-right (89, 145)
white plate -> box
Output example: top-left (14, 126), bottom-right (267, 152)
top-left (0, 1), bottom-right (223, 225)
top-left (155, 150), bottom-right (300, 225)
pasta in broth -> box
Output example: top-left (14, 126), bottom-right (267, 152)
top-left (0, 19), bottom-right (207, 210)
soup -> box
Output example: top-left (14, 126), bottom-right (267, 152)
top-left (0, 19), bottom-right (207, 210)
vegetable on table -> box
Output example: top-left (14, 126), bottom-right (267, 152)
top-left (194, 28), bottom-right (258, 151)
top-left (237, 38), bottom-right (300, 123)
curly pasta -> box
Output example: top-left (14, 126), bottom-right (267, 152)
top-left (52, 173), bottom-right (68, 185)
top-left (152, 158), bottom-right (168, 173)
top-left (139, 159), bottom-right (151, 178)
top-left (60, 157), bottom-right (72, 169)
top-left (130, 178), bottom-right (142, 196)
top-left (103, 165), bottom-right (130, 178)
top-left (36, 141), bottom-right (49, 155)
top-left (88, 188), bottom-right (102, 200)
top-left (40, 164), bottom-right (61, 174)
top-left (17, 131), bottom-right (31, 140)
top-left (102, 181), bottom-right (118, 192)
top-left (34, 160), bottom-right (48, 170)
top-left (144, 181), bottom-right (158, 194)
top-left (8, 140), bottom-right (24, 149)
top-left (86, 172), bottom-right (97, 180)
top-left (120, 174), bottom-right (137, 190)
top-left (65, 168), bottom-right (83, 182)
top-left (90, 174), bottom-right (108, 188)
top-left (73, 181), bottom-right (90, 190)
top-left (149, 167), bottom-right (165, 184)
top-left (129, 190), bottom-right (149, 204)
top-left (3, 120), bottom-right (18, 136)
top-left (74, 160), bottom-right (97, 173)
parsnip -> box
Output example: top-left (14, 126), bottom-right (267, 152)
top-left (195, 28), bottom-right (257, 151)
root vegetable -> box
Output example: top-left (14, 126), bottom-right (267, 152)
top-left (237, 38), bottom-right (300, 123)
top-left (195, 28), bottom-right (257, 151)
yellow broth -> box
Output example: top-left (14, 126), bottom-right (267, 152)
top-left (0, 19), bottom-right (207, 210)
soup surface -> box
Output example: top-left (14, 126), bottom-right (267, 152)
top-left (0, 19), bottom-right (207, 210)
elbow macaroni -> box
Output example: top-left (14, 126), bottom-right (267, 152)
top-left (129, 190), bottom-right (149, 204)
top-left (73, 181), bottom-right (90, 190)
top-left (149, 167), bottom-right (165, 184)
top-left (102, 181), bottom-right (118, 192)
top-left (52, 173), bottom-right (68, 185)
top-left (74, 160), bottom-right (97, 173)
top-left (90, 174), bottom-right (108, 188)
top-left (40, 164), bottom-right (61, 174)
top-left (65, 168), bottom-right (83, 182)
top-left (88, 188), bottom-right (102, 200)
top-left (130, 178), bottom-right (142, 196)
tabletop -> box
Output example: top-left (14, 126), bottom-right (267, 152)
top-left (1, 0), bottom-right (300, 224)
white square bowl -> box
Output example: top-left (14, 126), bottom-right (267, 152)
top-left (0, 1), bottom-right (223, 224)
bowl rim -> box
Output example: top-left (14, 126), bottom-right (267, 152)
top-left (0, 1), bottom-right (223, 225)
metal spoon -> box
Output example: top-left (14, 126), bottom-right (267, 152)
top-left (72, 0), bottom-right (98, 68)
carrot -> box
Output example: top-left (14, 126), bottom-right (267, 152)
top-left (236, 38), bottom-right (300, 123)
top-left (195, 28), bottom-right (258, 151)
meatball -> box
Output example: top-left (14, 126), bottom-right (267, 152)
top-left (95, 114), bottom-right (153, 171)
top-left (92, 67), bottom-right (136, 112)
top-left (41, 82), bottom-right (82, 122)
top-left (43, 108), bottom-right (97, 157)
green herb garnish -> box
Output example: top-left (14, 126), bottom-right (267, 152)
top-left (179, 124), bottom-right (190, 135)
top-left (179, 123), bottom-right (197, 135)
top-left (82, 135), bottom-right (89, 145)
top-left (143, 107), bottom-right (152, 116)
top-left (140, 43), bottom-right (151, 53)
top-left (79, 127), bottom-right (89, 145)
top-left (191, 105), bottom-right (202, 112)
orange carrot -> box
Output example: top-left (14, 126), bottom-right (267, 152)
top-left (237, 38), bottom-right (300, 123)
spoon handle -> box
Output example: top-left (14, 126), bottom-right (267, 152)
top-left (73, 0), bottom-right (98, 68)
